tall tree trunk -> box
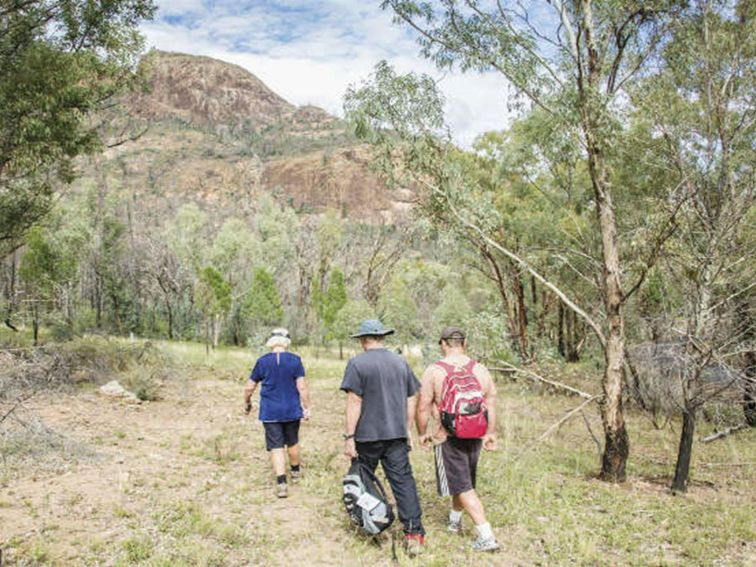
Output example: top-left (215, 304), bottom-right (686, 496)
top-left (566, 309), bottom-right (581, 362)
top-left (580, 0), bottom-right (629, 483)
top-left (32, 302), bottom-right (39, 346)
top-left (672, 409), bottom-right (696, 493)
top-left (4, 250), bottom-right (18, 330)
top-left (512, 265), bottom-right (530, 361)
top-left (166, 298), bottom-right (174, 340)
top-left (212, 315), bottom-right (221, 349)
top-left (482, 247), bottom-right (524, 357)
top-left (737, 295), bottom-right (756, 426)
top-left (558, 301), bottom-right (566, 358)
top-left (595, 178), bottom-right (629, 481)
top-left (586, 132), bottom-right (629, 482)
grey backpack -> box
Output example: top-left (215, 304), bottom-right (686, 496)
top-left (342, 459), bottom-right (395, 535)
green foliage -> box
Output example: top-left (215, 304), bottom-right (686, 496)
top-left (19, 227), bottom-right (77, 298)
top-left (255, 195), bottom-right (298, 277)
top-left (0, 0), bottom-right (156, 247)
top-left (332, 299), bottom-right (376, 343)
top-left (243, 268), bottom-right (283, 330)
top-left (166, 203), bottom-right (209, 272)
top-left (322, 268), bottom-right (347, 339)
top-left (378, 275), bottom-right (419, 343)
top-left (195, 267), bottom-right (231, 318)
top-left (433, 282), bottom-right (473, 329)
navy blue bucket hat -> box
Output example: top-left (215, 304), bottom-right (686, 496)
top-left (350, 319), bottom-right (395, 338)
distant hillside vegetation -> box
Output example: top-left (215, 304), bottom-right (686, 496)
top-left (86, 49), bottom-right (414, 222)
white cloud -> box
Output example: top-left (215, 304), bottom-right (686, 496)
top-left (141, 1), bottom-right (514, 147)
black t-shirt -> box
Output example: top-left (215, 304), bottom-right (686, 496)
top-left (340, 348), bottom-right (421, 442)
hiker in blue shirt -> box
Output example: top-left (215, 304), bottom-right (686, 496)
top-left (244, 328), bottom-right (310, 499)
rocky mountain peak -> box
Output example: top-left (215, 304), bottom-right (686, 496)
top-left (128, 50), bottom-right (298, 132)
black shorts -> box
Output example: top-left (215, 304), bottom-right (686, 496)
top-left (434, 437), bottom-right (482, 497)
top-left (263, 420), bottom-right (300, 450)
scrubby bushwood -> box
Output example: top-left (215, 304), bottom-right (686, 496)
top-left (629, 1), bottom-right (755, 491)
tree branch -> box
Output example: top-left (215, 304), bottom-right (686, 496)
top-left (420, 177), bottom-right (607, 348)
top-left (514, 395), bottom-right (602, 460)
top-left (492, 361), bottom-right (595, 399)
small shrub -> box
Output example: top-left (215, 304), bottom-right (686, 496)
top-left (49, 322), bottom-right (78, 342)
top-left (121, 369), bottom-right (162, 401)
top-left (122, 536), bottom-right (153, 563)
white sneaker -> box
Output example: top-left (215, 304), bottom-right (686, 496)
top-left (276, 483), bottom-right (288, 498)
top-left (472, 535), bottom-right (499, 552)
top-left (448, 518), bottom-right (463, 533)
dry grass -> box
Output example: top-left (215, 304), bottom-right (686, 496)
top-left (0, 340), bottom-right (753, 566)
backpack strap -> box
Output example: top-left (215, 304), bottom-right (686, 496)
top-left (357, 461), bottom-right (390, 502)
top-left (436, 359), bottom-right (476, 374)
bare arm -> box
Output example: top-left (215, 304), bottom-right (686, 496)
top-left (296, 377), bottom-right (310, 419)
top-left (481, 366), bottom-right (498, 450)
top-left (243, 380), bottom-right (257, 414)
top-left (416, 369), bottom-right (435, 445)
top-left (406, 393), bottom-right (418, 448)
top-left (344, 391), bottom-right (362, 458)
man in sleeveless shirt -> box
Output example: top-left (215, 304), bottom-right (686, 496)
top-left (417, 326), bottom-right (499, 552)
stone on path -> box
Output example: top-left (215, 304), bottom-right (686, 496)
top-left (99, 380), bottom-right (140, 402)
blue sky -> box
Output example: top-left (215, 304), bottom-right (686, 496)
top-left (140, 0), bottom-right (519, 147)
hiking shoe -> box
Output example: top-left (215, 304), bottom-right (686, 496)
top-left (404, 533), bottom-right (424, 556)
top-left (448, 517), bottom-right (463, 533)
top-left (290, 469), bottom-right (302, 483)
top-left (276, 483), bottom-right (288, 498)
top-left (472, 535), bottom-right (499, 552)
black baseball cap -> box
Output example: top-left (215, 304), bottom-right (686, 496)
top-left (439, 326), bottom-right (466, 344)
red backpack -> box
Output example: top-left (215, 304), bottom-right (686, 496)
top-left (437, 360), bottom-right (489, 439)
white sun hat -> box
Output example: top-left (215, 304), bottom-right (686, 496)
top-left (265, 328), bottom-right (291, 349)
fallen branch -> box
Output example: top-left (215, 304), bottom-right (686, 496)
top-left (0, 394), bottom-right (33, 424)
top-left (701, 424), bottom-right (749, 443)
top-left (491, 362), bottom-right (596, 399)
top-left (581, 409), bottom-right (603, 457)
top-left (514, 395), bottom-right (602, 460)
top-left (698, 461), bottom-right (756, 467)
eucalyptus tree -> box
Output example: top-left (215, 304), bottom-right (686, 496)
top-left (628, 0), bottom-right (755, 492)
top-left (243, 267), bottom-right (284, 342)
top-left (19, 227), bottom-right (77, 344)
top-left (211, 218), bottom-right (259, 345)
top-left (348, 0), bottom-right (695, 481)
top-left (332, 299), bottom-right (377, 359)
top-left (195, 266), bottom-right (231, 351)
top-left (0, 0), bottom-right (156, 248)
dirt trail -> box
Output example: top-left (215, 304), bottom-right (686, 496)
top-left (0, 369), bottom-right (397, 566)
top-left (1, 351), bottom-right (522, 567)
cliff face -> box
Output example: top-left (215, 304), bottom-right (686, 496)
top-left (103, 50), bottom-right (412, 221)
top-left (128, 52), bottom-right (295, 132)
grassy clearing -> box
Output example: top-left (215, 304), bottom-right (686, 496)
top-left (0, 339), bottom-right (753, 566)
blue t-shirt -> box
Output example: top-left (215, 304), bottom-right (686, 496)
top-left (250, 352), bottom-right (306, 422)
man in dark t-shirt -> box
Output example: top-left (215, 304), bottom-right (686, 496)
top-left (340, 319), bottom-right (425, 555)
top-left (244, 328), bottom-right (310, 499)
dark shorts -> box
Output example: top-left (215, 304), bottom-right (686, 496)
top-left (263, 420), bottom-right (300, 450)
top-left (434, 437), bottom-right (482, 497)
